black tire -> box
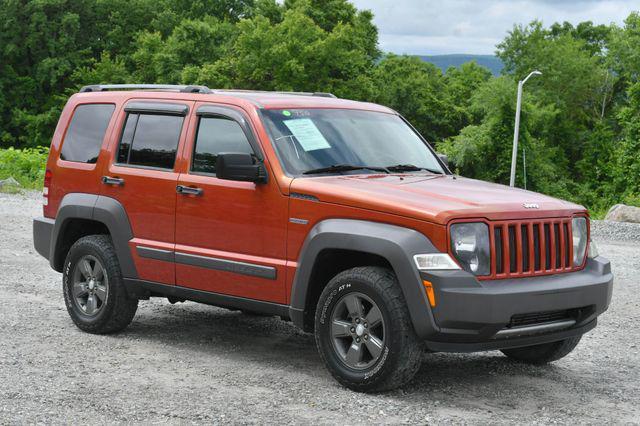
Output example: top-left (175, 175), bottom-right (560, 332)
top-left (314, 266), bottom-right (422, 392)
top-left (501, 335), bottom-right (582, 365)
top-left (62, 235), bottom-right (138, 334)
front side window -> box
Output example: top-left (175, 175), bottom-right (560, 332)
top-left (261, 109), bottom-right (445, 176)
top-left (116, 113), bottom-right (183, 169)
top-left (60, 104), bottom-right (115, 163)
top-left (192, 116), bottom-right (254, 174)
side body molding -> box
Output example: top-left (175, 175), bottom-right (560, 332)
top-left (50, 193), bottom-right (137, 278)
top-left (289, 219), bottom-right (440, 339)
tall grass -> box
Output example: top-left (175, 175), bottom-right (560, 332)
top-left (0, 147), bottom-right (49, 189)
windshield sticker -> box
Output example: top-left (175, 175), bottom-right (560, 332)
top-left (283, 118), bottom-right (331, 151)
top-left (282, 110), bottom-right (292, 117)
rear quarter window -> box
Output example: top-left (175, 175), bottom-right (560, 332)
top-left (60, 104), bottom-right (115, 163)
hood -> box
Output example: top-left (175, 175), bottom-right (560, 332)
top-left (290, 174), bottom-right (585, 224)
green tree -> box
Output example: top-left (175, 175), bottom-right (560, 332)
top-left (497, 22), bottom-right (608, 126)
top-left (129, 17), bottom-right (238, 84)
top-left (71, 53), bottom-right (132, 86)
top-left (496, 19), bottom-right (613, 200)
top-left (606, 13), bottom-right (640, 207)
top-left (443, 62), bottom-right (493, 131)
top-left (371, 55), bottom-right (454, 143)
top-left (440, 77), bottom-right (570, 198)
top-left (0, 0), bottom-right (100, 146)
top-left (609, 13), bottom-right (640, 81)
top-left (0, 0), bottom-right (266, 147)
top-left (548, 21), bottom-right (611, 57)
top-left (612, 82), bottom-right (640, 203)
top-left (253, 0), bottom-right (284, 23)
top-left (198, 5), bottom-right (378, 98)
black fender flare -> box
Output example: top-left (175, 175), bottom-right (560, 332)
top-left (289, 219), bottom-right (441, 339)
top-left (50, 193), bottom-right (137, 278)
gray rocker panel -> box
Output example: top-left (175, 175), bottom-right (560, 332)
top-left (124, 278), bottom-right (289, 318)
top-left (289, 219), bottom-right (441, 339)
top-left (51, 193), bottom-right (137, 278)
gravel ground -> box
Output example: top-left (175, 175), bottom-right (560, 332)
top-left (1, 191), bottom-right (639, 424)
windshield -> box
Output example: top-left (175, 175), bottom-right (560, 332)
top-left (261, 109), bottom-right (445, 176)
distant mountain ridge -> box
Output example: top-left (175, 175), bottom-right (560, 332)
top-left (419, 54), bottom-right (504, 75)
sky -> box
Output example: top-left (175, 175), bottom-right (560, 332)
top-left (349, 0), bottom-right (639, 55)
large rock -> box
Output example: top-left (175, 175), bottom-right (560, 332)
top-left (605, 204), bottom-right (640, 223)
top-left (0, 176), bottom-right (21, 189)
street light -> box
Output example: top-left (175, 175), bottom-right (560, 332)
top-left (509, 70), bottom-right (542, 187)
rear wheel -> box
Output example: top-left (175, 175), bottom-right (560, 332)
top-left (314, 267), bottom-right (422, 392)
top-left (501, 336), bottom-right (582, 364)
top-left (63, 235), bottom-right (138, 334)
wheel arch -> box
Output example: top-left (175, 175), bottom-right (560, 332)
top-left (289, 219), bottom-right (440, 338)
top-left (301, 248), bottom-right (392, 331)
top-left (50, 193), bottom-right (137, 278)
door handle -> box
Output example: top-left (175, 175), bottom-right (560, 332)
top-left (102, 176), bottom-right (124, 186)
top-left (176, 185), bottom-right (203, 196)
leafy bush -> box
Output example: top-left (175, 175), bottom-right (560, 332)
top-left (0, 147), bottom-right (49, 189)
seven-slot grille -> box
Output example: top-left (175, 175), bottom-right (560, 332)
top-left (487, 218), bottom-right (581, 279)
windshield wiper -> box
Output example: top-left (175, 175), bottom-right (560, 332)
top-left (303, 164), bottom-right (390, 175)
top-left (385, 164), bottom-right (443, 174)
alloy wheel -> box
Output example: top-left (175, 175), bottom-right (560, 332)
top-left (71, 255), bottom-right (108, 316)
top-left (330, 292), bottom-right (385, 370)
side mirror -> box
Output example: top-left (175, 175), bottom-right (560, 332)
top-left (216, 153), bottom-right (267, 183)
top-left (437, 153), bottom-right (449, 168)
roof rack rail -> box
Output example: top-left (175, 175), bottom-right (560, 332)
top-left (269, 91), bottom-right (337, 98)
top-left (213, 89), bottom-right (337, 99)
top-left (78, 85), bottom-right (337, 98)
top-left (79, 84), bottom-right (212, 94)
top-left (311, 92), bottom-right (337, 98)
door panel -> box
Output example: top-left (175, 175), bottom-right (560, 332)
top-left (175, 104), bottom-right (288, 303)
top-left (103, 160), bottom-right (180, 286)
top-left (102, 100), bottom-right (193, 284)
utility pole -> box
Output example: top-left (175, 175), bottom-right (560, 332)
top-left (523, 147), bottom-right (527, 190)
top-left (510, 70), bottom-right (542, 187)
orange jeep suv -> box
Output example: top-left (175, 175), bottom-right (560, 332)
top-left (33, 84), bottom-right (613, 392)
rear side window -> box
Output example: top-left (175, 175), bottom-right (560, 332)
top-left (117, 113), bottom-right (184, 169)
top-left (192, 117), bottom-right (254, 174)
top-left (60, 104), bottom-right (115, 163)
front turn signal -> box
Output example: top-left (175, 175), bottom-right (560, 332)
top-left (423, 280), bottom-right (436, 307)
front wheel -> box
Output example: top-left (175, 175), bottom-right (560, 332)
top-left (501, 336), bottom-right (582, 364)
top-left (314, 267), bottom-right (422, 392)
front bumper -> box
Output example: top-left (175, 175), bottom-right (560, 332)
top-left (420, 256), bottom-right (613, 352)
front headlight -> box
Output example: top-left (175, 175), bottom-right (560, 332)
top-left (572, 217), bottom-right (588, 266)
top-left (450, 222), bottom-right (490, 275)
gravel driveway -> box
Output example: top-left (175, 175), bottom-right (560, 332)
top-left (1, 191), bottom-right (639, 424)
